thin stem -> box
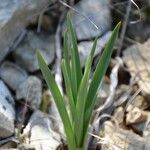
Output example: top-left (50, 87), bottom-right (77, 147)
top-left (117, 0), bottom-right (131, 56)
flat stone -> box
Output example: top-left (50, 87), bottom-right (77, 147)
top-left (126, 106), bottom-right (150, 134)
top-left (23, 110), bottom-right (61, 150)
top-left (130, 95), bottom-right (150, 110)
top-left (13, 31), bottom-right (55, 72)
top-left (63, 0), bottom-right (111, 40)
top-left (78, 31), bottom-right (112, 67)
top-left (123, 38), bottom-right (150, 95)
top-left (126, 106), bottom-right (147, 125)
top-left (47, 90), bottom-right (64, 136)
top-left (0, 61), bottom-right (28, 91)
top-left (0, 0), bottom-right (50, 62)
top-left (113, 107), bottom-right (124, 125)
top-left (0, 80), bottom-right (15, 138)
top-left (0, 136), bottom-right (18, 149)
top-left (16, 76), bottom-right (42, 110)
top-left (0, 141), bottom-right (17, 149)
top-left (115, 84), bottom-right (129, 99)
top-left (18, 144), bottom-right (35, 150)
top-left (101, 121), bottom-right (150, 150)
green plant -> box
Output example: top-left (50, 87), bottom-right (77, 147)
top-left (37, 15), bottom-right (120, 150)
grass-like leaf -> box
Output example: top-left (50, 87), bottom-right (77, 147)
top-left (37, 52), bottom-right (76, 150)
top-left (37, 15), bottom-right (120, 150)
top-left (75, 38), bottom-right (97, 146)
top-left (61, 59), bottom-right (77, 123)
top-left (83, 22), bottom-right (121, 136)
top-left (63, 31), bottom-right (71, 79)
top-left (67, 14), bottom-right (82, 97)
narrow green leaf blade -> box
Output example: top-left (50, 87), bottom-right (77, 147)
top-left (84, 22), bottom-right (121, 138)
top-left (37, 52), bottom-right (76, 150)
top-left (70, 47), bottom-right (78, 101)
top-left (61, 59), bottom-right (77, 122)
top-left (67, 14), bottom-right (82, 92)
top-left (75, 38), bottom-right (97, 146)
top-left (63, 31), bottom-right (71, 78)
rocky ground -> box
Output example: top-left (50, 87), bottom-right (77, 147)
top-left (0, 0), bottom-right (150, 150)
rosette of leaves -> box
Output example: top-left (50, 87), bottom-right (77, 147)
top-left (37, 15), bottom-right (120, 150)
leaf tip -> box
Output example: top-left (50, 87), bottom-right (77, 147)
top-left (36, 49), bottom-right (41, 60)
top-left (115, 22), bottom-right (121, 31)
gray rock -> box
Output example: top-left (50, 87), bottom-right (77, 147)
top-left (113, 107), bottom-right (124, 126)
top-left (41, 90), bottom-right (65, 137)
top-left (47, 90), bottom-right (64, 136)
top-left (13, 31), bottom-right (55, 72)
top-left (18, 144), bottom-right (35, 150)
top-left (63, 0), bottom-right (111, 40)
top-left (78, 31), bottom-right (112, 67)
top-left (123, 38), bottom-right (150, 95)
top-left (23, 111), bottom-right (61, 150)
top-left (0, 80), bottom-right (15, 138)
top-left (0, 61), bottom-right (28, 91)
top-left (16, 76), bottom-right (42, 110)
top-left (0, 136), bottom-right (18, 149)
top-left (129, 95), bottom-right (150, 110)
top-left (0, 0), bottom-right (50, 62)
top-left (126, 106), bottom-right (150, 134)
top-left (101, 121), bottom-right (150, 150)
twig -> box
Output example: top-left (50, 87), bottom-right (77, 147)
top-left (117, 0), bottom-right (132, 56)
top-left (109, 0), bottom-right (141, 24)
top-left (90, 114), bottom-right (124, 150)
top-left (69, 0), bottom-right (75, 6)
top-left (58, 0), bottom-right (99, 30)
top-left (130, 0), bottom-right (142, 24)
top-left (37, 11), bottom-right (44, 33)
top-left (12, 29), bottom-right (27, 50)
top-left (92, 113), bottom-right (119, 135)
top-left (125, 87), bottom-right (142, 110)
top-left (37, 2), bottom-right (59, 33)
top-left (112, 1), bottom-right (128, 6)
top-left (114, 74), bottom-right (138, 107)
top-left (17, 86), bottom-right (31, 142)
top-left (0, 136), bottom-right (19, 146)
top-left (96, 57), bottom-right (123, 114)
